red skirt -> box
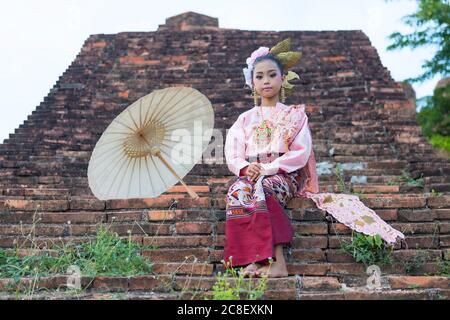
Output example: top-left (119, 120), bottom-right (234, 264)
top-left (223, 171), bottom-right (301, 267)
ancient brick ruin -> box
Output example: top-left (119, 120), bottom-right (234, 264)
top-left (0, 11), bottom-right (449, 299)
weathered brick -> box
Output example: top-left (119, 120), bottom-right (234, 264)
top-left (147, 210), bottom-right (183, 221)
top-left (92, 277), bottom-right (128, 291)
top-left (0, 199), bottom-right (69, 211)
top-left (398, 209), bottom-right (436, 222)
top-left (328, 263), bottom-right (366, 275)
top-left (143, 235), bottom-right (212, 247)
top-left (293, 236), bottom-right (328, 249)
top-left (291, 209), bottom-right (326, 221)
top-left (106, 196), bottom-right (184, 210)
top-left (440, 223), bottom-right (450, 234)
top-left (322, 55), bottom-right (347, 62)
top-left (142, 248), bottom-right (209, 262)
top-left (177, 197), bottom-right (211, 209)
top-left (119, 56), bottom-right (160, 65)
top-left (173, 276), bottom-right (215, 291)
top-left (264, 290), bottom-right (297, 300)
top-left (293, 222), bottom-right (328, 235)
top-left (342, 290), bottom-right (433, 300)
top-left (362, 195), bottom-right (426, 209)
top-left (328, 223), bottom-right (352, 235)
top-left (216, 222), bottom-right (225, 234)
top-left (214, 235), bottom-right (225, 247)
top-left (175, 221), bottom-right (212, 234)
top-left (107, 211), bottom-right (143, 222)
top-left (151, 263), bottom-right (214, 276)
top-left (287, 263), bottom-right (330, 275)
top-left (298, 292), bottom-right (345, 300)
top-left (109, 223), bottom-right (172, 236)
top-left (427, 195), bottom-right (450, 208)
top-left (405, 235), bottom-right (439, 249)
top-left (375, 209), bottom-right (398, 221)
top-left (70, 198), bottom-right (105, 210)
top-left (38, 212), bottom-right (106, 224)
top-left (440, 235), bottom-right (450, 247)
top-left (391, 222), bottom-right (439, 234)
top-left (24, 188), bottom-right (70, 199)
top-left (392, 249), bottom-right (441, 262)
top-left (325, 249), bottom-right (354, 263)
top-left (167, 185), bottom-right (210, 193)
top-left (388, 276), bottom-right (450, 289)
top-left (328, 235), bottom-right (352, 249)
top-left (291, 249), bottom-right (326, 262)
top-left (128, 275), bottom-right (172, 291)
top-left (434, 209), bottom-right (450, 220)
top-left (288, 198), bottom-right (320, 210)
top-left (210, 249), bottom-right (224, 263)
top-left (300, 276), bottom-right (341, 291)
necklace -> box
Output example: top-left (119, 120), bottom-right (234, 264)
top-left (254, 105), bottom-right (275, 146)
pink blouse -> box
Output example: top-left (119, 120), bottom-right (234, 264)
top-left (224, 101), bottom-right (319, 196)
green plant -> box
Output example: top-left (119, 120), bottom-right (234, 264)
top-left (334, 164), bottom-right (349, 193)
top-left (435, 257), bottom-right (449, 277)
top-left (340, 231), bottom-right (393, 266)
top-left (416, 82), bottom-right (449, 153)
top-left (209, 260), bottom-right (269, 300)
top-left (430, 188), bottom-right (444, 196)
top-left (399, 251), bottom-right (430, 274)
top-left (430, 134), bottom-right (450, 152)
top-left (0, 224), bottom-right (154, 281)
top-left (397, 169), bottom-right (425, 189)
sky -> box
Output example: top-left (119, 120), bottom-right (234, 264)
top-left (0, 0), bottom-right (441, 143)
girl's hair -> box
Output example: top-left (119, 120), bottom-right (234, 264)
top-left (251, 54), bottom-right (285, 81)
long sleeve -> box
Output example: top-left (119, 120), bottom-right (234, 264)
top-left (260, 109), bottom-right (312, 176)
top-left (224, 114), bottom-right (251, 177)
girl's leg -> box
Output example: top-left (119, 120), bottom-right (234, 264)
top-left (256, 244), bottom-right (288, 277)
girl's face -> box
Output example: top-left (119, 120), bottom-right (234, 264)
top-left (252, 59), bottom-right (285, 100)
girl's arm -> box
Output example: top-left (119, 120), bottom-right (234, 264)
top-left (224, 114), bottom-right (251, 177)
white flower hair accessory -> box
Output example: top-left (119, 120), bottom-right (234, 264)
top-left (242, 46), bottom-right (270, 89)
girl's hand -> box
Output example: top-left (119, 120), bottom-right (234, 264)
top-left (245, 162), bottom-right (262, 182)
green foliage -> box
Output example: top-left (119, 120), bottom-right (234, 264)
top-left (386, 0), bottom-right (450, 83)
top-left (398, 251), bottom-right (430, 274)
top-left (386, 169), bottom-right (425, 189)
top-left (340, 231), bottom-right (393, 266)
top-left (210, 262), bottom-right (269, 300)
top-left (417, 84), bottom-right (450, 136)
top-left (429, 134), bottom-right (450, 151)
top-left (0, 225), bottom-right (153, 280)
top-left (435, 257), bottom-right (449, 276)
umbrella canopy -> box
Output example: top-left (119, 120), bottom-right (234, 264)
top-left (88, 86), bottom-right (214, 200)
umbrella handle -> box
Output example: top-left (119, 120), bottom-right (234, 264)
top-left (153, 151), bottom-right (200, 200)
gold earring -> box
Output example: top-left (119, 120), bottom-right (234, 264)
top-left (253, 87), bottom-right (259, 106)
top-left (281, 86), bottom-right (286, 103)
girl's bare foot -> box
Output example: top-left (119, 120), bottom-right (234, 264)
top-left (240, 263), bottom-right (262, 277)
top-left (257, 261), bottom-right (288, 278)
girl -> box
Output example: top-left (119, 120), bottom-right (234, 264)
top-left (223, 38), bottom-right (405, 278)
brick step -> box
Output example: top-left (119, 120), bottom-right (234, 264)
top-left (428, 183), bottom-right (450, 193)
top-left (0, 185), bottom-right (210, 199)
top-left (0, 274), bottom-right (447, 300)
top-left (0, 195), bottom-right (211, 211)
top-left (286, 193), bottom-right (449, 209)
top-left (2, 190), bottom-right (446, 212)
